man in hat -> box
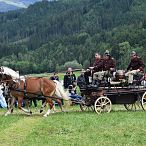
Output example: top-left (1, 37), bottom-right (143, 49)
top-left (125, 51), bottom-right (145, 84)
top-left (92, 50), bottom-right (116, 84)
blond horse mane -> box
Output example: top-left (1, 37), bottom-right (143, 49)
top-left (53, 80), bottom-right (70, 101)
top-left (0, 66), bottom-right (20, 80)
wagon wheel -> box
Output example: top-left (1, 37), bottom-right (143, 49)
top-left (94, 96), bottom-right (112, 114)
top-left (141, 92), bottom-right (146, 111)
top-left (124, 101), bottom-right (141, 111)
top-left (124, 94), bottom-right (142, 111)
top-left (79, 95), bottom-right (94, 112)
top-left (80, 104), bottom-right (94, 111)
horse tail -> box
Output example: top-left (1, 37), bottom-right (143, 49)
top-left (54, 80), bottom-right (70, 101)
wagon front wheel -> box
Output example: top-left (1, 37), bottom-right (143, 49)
top-left (141, 92), bottom-right (146, 110)
top-left (80, 104), bottom-right (94, 111)
top-left (94, 96), bottom-right (112, 114)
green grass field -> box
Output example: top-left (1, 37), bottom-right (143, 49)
top-left (0, 105), bottom-right (146, 146)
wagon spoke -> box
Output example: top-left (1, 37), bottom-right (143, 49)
top-left (95, 104), bottom-right (102, 107)
top-left (104, 105), bottom-right (110, 112)
top-left (136, 101), bottom-right (141, 108)
top-left (103, 98), bottom-right (106, 104)
top-left (124, 104), bottom-right (134, 111)
top-left (105, 101), bottom-right (110, 105)
top-left (96, 100), bottom-right (102, 105)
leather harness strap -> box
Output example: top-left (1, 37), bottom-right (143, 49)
top-left (40, 78), bottom-right (44, 95)
top-left (24, 77), bottom-right (28, 98)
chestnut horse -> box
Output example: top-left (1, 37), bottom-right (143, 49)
top-left (0, 66), bottom-right (70, 117)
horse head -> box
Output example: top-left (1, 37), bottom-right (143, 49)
top-left (0, 66), bottom-right (20, 87)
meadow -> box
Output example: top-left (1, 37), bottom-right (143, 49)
top-left (0, 71), bottom-right (146, 146)
top-left (0, 106), bottom-right (146, 146)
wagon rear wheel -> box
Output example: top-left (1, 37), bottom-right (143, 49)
top-left (124, 101), bottom-right (141, 111)
top-left (141, 92), bottom-right (146, 110)
top-left (94, 96), bottom-right (112, 114)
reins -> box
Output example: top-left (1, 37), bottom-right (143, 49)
top-left (10, 88), bottom-right (57, 99)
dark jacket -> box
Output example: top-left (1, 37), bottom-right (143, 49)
top-left (93, 58), bottom-right (104, 72)
top-left (77, 74), bottom-right (86, 88)
top-left (127, 56), bottom-right (145, 71)
top-left (63, 73), bottom-right (76, 89)
top-left (50, 76), bottom-right (59, 81)
top-left (103, 57), bottom-right (116, 71)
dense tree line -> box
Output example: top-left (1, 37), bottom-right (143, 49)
top-left (0, 0), bottom-right (146, 74)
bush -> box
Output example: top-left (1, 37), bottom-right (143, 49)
top-left (58, 60), bottom-right (82, 71)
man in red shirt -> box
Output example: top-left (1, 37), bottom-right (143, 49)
top-left (93, 50), bottom-right (116, 84)
top-left (125, 51), bottom-right (145, 84)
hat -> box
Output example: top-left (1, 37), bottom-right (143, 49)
top-left (131, 51), bottom-right (136, 55)
top-left (104, 50), bottom-right (110, 56)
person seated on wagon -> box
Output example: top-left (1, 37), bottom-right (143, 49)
top-left (77, 69), bottom-right (86, 88)
top-left (125, 51), bottom-right (145, 85)
top-left (84, 52), bottom-right (103, 86)
top-left (141, 73), bottom-right (146, 87)
top-left (92, 50), bottom-right (116, 85)
top-left (68, 81), bottom-right (83, 102)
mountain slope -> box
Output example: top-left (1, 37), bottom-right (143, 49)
top-left (0, 2), bottom-right (19, 12)
top-left (0, 0), bottom-right (50, 12)
top-left (0, 0), bottom-right (146, 73)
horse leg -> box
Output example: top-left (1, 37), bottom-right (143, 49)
top-left (40, 99), bottom-right (47, 113)
top-left (43, 98), bottom-right (54, 117)
top-left (25, 99), bottom-right (32, 114)
top-left (55, 99), bottom-right (63, 112)
top-left (18, 97), bottom-right (32, 115)
top-left (5, 96), bottom-right (15, 116)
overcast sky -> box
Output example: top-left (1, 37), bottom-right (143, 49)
top-left (0, 0), bottom-right (27, 8)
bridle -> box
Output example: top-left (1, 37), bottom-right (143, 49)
top-left (0, 72), bottom-right (19, 90)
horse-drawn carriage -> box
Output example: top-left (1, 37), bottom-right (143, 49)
top-left (73, 70), bottom-right (146, 114)
top-left (77, 85), bottom-right (146, 114)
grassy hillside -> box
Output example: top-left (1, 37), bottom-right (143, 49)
top-left (0, 0), bottom-right (146, 73)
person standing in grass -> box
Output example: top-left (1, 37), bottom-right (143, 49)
top-left (50, 72), bottom-right (59, 81)
top-left (63, 68), bottom-right (76, 89)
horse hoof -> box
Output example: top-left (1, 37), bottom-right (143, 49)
top-left (40, 110), bottom-right (43, 113)
top-left (5, 111), bottom-right (11, 116)
top-left (27, 113), bottom-right (32, 116)
top-left (11, 109), bottom-right (14, 113)
top-left (50, 110), bottom-right (55, 114)
top-left (43, 114), bottom-right (48, 117)
top-left (5, 113), bottom-right (8, 116)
